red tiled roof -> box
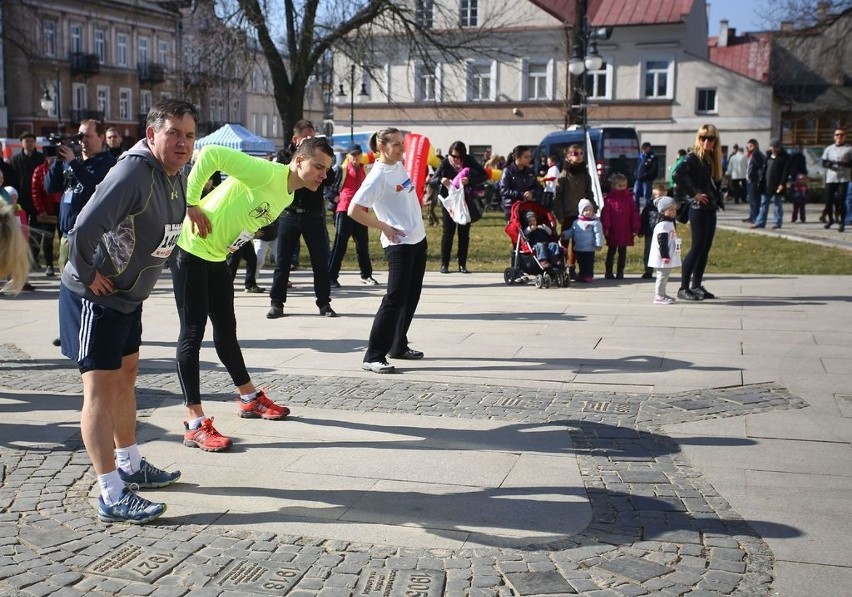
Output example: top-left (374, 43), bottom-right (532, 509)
top-left (708, 34), bottom-right (771, 83)
top-left (529, 0), bottom-right (695, 26)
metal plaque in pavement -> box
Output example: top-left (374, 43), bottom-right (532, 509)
top-left (87, 544), bottom-right (189, 582)
top-left (354, 569), bottom-right (445, 596)
top-left (582, 401), bottom-right (638, 415)
top-left (213, 559), bottom-right (308, 594)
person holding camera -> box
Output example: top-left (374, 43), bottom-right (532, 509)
top-left (45, 119), bottom-right (117, 269)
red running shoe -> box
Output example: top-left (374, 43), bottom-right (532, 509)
top-left (236, 389), bottom-right (290, 420)
top-left (183, 417), bottom-right (232, 452)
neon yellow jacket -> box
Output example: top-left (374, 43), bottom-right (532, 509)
top-left (177, 145), bottom-right (294, 262)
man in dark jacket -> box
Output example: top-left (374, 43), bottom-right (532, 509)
top-left (744, 139), bottom-right (765, 223)
top-left (752, 139), bottom-right (791, 229)
top-left (634, 142), bottom-right (657, 210)
top-left (267, 119), bottom-right (337, 318)
top-left (45, 119), bottom-right (116, 267)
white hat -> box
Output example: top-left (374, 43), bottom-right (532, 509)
top-left (3, 186), bottom-right (18, 200)
top-left (578, 199), bottom-right (594, 215)
top-left (654, 196), bottom-right (677, 213)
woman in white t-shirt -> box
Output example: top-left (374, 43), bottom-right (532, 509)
top-left (348, 127), bottom-right (427, 373)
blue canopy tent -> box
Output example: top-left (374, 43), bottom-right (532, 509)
top-left (194, 123), bottom-right (276, 156)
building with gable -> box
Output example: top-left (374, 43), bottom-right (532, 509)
top-left (334, 0), bottom-right (778, 171)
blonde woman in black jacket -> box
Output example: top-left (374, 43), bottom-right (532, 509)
top-left (674, 124), bottom-right (723, 301)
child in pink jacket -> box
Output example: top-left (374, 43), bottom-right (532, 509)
top-left (601, 173), bottom-right (640, 279)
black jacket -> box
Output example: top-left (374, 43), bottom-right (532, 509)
top-left (761, 149), bottom-right (792, 195)
top-left (45, 150), bottom-right (117, 234)
top-left (636, 151), bottom-right (658, 183)
top-left (430, 155), bottom-right (487, 198)
top-left (672, 152), bottom-right (722, 211)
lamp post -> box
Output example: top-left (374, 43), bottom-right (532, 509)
top-left (567, 0), bottom-right (610, 130)
top-left (337, 63), bottom-right (368, 145)
top-left (39, 70), bottom-right (62, 133)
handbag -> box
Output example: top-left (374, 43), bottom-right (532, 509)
top-left (676, 198), bottom-right (690, 224)
top-left (439, 185), bottom-right (471, 225)
top-left (466, 193), bottom-right (484, 224)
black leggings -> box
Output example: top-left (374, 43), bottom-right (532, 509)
top-left (605, 246), bottom-right (627, 274)
top-left (171, 247), bottom-right (250, 406)
top-left (681, 208), bottom-right (717, 290)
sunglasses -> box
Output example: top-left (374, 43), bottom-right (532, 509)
top-left (569, 151), bottom-right (584, 157)
top-left (699, 135), bottom-right (717, 142)
top-left (449, 153), bottom-right (462, 159)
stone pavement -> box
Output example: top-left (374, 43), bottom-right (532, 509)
top-left (1, 229), bottom-right (850, 596)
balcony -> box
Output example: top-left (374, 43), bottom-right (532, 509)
top-left (138, 62), bottom-right (166, 84)
top-left (70, 109), bottom-right (105, 123)
top-left (70, 53), bottom-right (100, 76)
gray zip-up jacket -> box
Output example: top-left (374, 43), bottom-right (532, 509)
top-left (62, 139), bottom-right (186, 313)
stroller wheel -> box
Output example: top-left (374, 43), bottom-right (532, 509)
top-left (534, 274), bottom-right (544, 288)
top-left (544, 275), bottom-right (552, 289)
top-left (503, 268), bottom-right (516, 285)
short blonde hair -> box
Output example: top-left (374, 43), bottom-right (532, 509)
top-left (0, 205), bottom-right (31, 293)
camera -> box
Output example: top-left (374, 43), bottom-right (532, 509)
top-left (48, 132), bottom-right (83, 157)
top-left (42, 145), bottom-right (58, 158)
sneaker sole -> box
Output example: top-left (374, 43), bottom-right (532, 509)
top-left (98, 504), bottom-right (166, 525)
top-left (122, 475), bottom-right (181, 489)
top-left (237, 410), bottom-right (289, 420)
top-left (183, 439), bottom-right (232, 452)
top-left (362, 364), bottom-right (395, 374)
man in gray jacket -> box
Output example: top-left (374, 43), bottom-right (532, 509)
top-left (58, 99), bottom-right (198, 524)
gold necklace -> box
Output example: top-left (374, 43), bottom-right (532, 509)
top-left (166, 175), bottom-right (179, 200)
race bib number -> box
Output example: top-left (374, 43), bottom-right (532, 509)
top-left (227, 230), bottom-right (253, 254)
top-left (152, 223), bottom-right (182, 258)
top-left (674, 238), bottom-right (682, 256)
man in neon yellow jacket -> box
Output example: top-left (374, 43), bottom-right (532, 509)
top-left (172, 137), bottom-right (334, 452)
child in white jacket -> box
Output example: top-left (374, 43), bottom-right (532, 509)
top-left (647, 196), bottom-right (682, 304)
top-left (562, 199), bottom-right (604, 282)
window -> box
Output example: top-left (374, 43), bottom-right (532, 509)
top-left (119, 88), bottom-right (132, 120)
top-left (43, 21), bottom-right (57, 56)
top-left (643, 59), bottom-right (673, 99)
top-left (231, 99), bottom-right (241, 121)
top-left (70, 24), bottom-right (83, 53)
top-left (415, 0), bottom-right (434, 28)
top-left (160, 91), bottom-right (172, 101)
top-left (696, 88), bottom-right (717, 113)
top-left (416, 63), bottom-right (439, 101)
top-left (72, 83), bottom-right (87, 110)
top-left (468, 62), bottom-right (494, 101)
top-left (261, 114), bottom-right (269, 137)
top-left (97, 86), bottom-right (110, 119)
top-left (158, 40), bottom-right (168, 67)
top-left (526, 63), bottom-right (549, 101)
top-left (117, 33), bottom-right (128, 66)
top-left (272, 114), bottom-right (279, 137)
top-left (585, 60), bottom-right (611, 100)
top-left (459, 0), bottom-right (478, 27)
top-left (140, 90), bottom-right (153, 116)
top-left (138, 36), bottom-right (149, 65)
top-left (95, 29), bottom-right (106, 63)
top-left (251, 113), bottom-right (258, 132)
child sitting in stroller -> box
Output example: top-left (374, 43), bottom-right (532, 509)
top-left (523, 210), bottom-right (561, 271)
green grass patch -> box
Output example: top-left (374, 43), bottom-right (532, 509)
top-left (326, 210), bottom-right (852, 275)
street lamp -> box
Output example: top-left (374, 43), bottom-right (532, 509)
top-left (39, 71), bottom-right (62, 133)
top-left (567, 0), bottom-right (611, 129)
top-left (337, 63), bottom-right (368, 145)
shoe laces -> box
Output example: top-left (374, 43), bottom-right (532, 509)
top-left (118, 488), bottom-right (154, 513)
top-left (199, 417), bottom-right (224, 437)
top-left (253, 391), bottom-right (275, 408)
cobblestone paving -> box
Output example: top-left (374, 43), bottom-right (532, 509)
top-left (0, 347), bottom-right (808, 596)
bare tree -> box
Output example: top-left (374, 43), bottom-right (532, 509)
top-left (223, 0), bottom-right (519, 137)
top-left (754, 0), bottom-right (850, 31)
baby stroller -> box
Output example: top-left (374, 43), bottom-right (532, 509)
top-left (503, 200), bottom-right (569, 288)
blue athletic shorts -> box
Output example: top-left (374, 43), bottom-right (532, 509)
top-left (58, 284), bottom-right (143, 373)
